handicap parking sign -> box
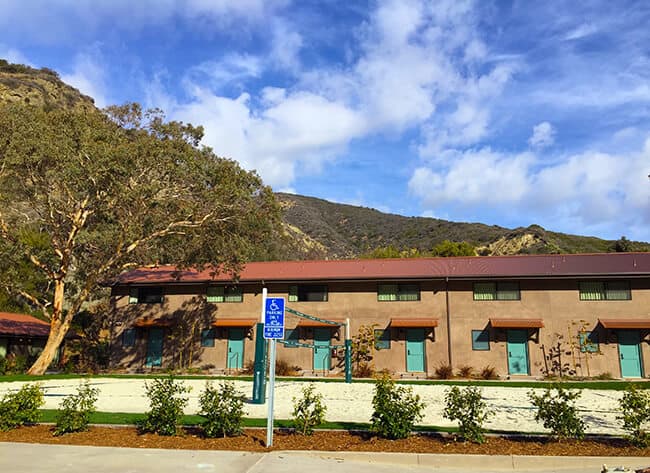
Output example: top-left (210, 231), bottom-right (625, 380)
top-left (263, 297), bottom-right (285, 339)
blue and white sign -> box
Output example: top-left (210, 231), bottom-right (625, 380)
top-left (263, 297), bottom-right (285, 339)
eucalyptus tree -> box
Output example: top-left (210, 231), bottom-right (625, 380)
top-left (0, 103), bottom-right (282, 374)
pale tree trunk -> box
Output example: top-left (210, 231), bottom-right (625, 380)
top-left (27, 280), bottom-right (71, 375)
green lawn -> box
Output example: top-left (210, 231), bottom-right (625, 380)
top-left (2, 373), bottom-right (649, 390)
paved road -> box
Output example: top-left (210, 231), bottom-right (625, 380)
top-left (1, 443), bottom-right (649, 473)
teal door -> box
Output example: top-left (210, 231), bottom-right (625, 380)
top-left (618, 330), bottom-right (642, 378)
top-left (406, 328), bottom-right (425, 372)
top-left (506, 329), bottom-right (529, 375)
top-left (145, 328), bottom-right (163, 367)
top-left (313, 328), bottom-right (331, 371)
top-left (227, 328), bottom-right (245, 369)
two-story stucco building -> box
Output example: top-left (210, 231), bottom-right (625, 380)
top-left (107, 253), bottom-right (650, 379)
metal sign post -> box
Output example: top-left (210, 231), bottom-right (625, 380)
top-left (251, 288), bottom-right (268, 404)
top-left (263, 297), bottom-right (285, 447)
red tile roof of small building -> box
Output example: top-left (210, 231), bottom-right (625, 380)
top-left (0, 312), bottom-right (50, 337)
top-left (113, 253), bottom-right (650, 285)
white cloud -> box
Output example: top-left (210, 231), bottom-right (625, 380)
top-left (60, 49), bottom-right (108, 107)
top-left (0, 45), bottom-right (31, 65)
top-left (564, 23), bottom-right (598, 41)
top-left (409, 138), bottom-right (650, 239)
top-left (528, 122), bottom-right (556, 149)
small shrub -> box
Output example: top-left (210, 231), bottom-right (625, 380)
top-left (292, 384), bottom-right (326, 435)
top-left (435, 364), bottom-right (454, 379)
top-left (617, 385), bottom-right (650, 448)
top-left (0, 383), bottom-right (44, 431)
top-left (199, 381), bottom-right (245, 438)
top-left (137, 376), bottom-right (190, 436)
top-left (0, 356), bottom-right (6, 375)
top-left (457, 365), bottom-right (474, 378)
top-left (353, 362), bottom-right (374, 378)
top-left (276, 359), bottom-right (300, 376)
top-left (528, 385), bottom-right (585, 441)
top-left (370, 373), bottom-right (425, 439)
top-left (479, 366), bottom-right (498, 380)
top-left (54, 380), bottom-right (99, 436)
top-left (443, 386), bottom-right (492, 443)
top-left (241, 360), bottom-right (254, 375)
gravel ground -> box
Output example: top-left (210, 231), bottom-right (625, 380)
top-left (0, 378), bottom-right (625, 435)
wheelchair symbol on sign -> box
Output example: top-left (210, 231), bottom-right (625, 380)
top-left (269, 301), bottom-right (280, 311)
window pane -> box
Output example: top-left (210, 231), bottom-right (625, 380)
top-left (140, 287), bottom-right (163, 304)
top-left (377, 284), bottom-right (398, 301)
top-left (288, 285), bottom-right (298, 302)
top-left (472, 329), bottom-right (490, 351)
top-left (474, 282), bottom-right (496, 300)
top-left (297, 285), bottom-right (328, 302)
top-left (201, 329), bottom-right (215, 347)
top-left (122, 328), bottom-right (136, 347)
top-left (497, 282), bottom-right (520, 300)
top-left (374, 329), bottom-right (391, 350)
top-left (207, 286), bottom-right (224, 303)
top-left (398, 284), bottom-right (420, 301)
top-left (128, 288), bottom-right (139, 304)
top-left (580, 282), bottom-right (605, 300)
top-left (605, 281), bottom-right (631, 300)
top-left (578, 331), bottom-right (599, 353)
top-left (284, 328), bottom-right (299, 348)
top-left (224, 286), bottom-right (243, 303)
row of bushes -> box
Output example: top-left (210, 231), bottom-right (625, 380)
top-left (1, 378), bottom-right (649, 447)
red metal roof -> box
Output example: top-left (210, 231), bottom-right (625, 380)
top-left (113, 253), bottom-right (650, 285)
top-left (599, 318), bottom-right (650, 329)
top-left (0, 312), bottom-right (50, 337)
top-left (490, 318), bottom-right (544, 328)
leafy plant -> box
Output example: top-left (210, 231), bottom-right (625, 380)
top-left (617, 385), bottom-right (650, 448)
top-left (528, 385), bottom-right (585, 441)
top-left (443, 386), bottom-right (492, 443)
top-left (137, 376), bottom-right (190, 436)
top-left (199, 381), bottom-right (246, 438)
top-left (370, 373), bottom-right (424, 439)
top-left (54, 380), bottom-right (99, 436)
top-left (292, 384), bottom-right (326, 435)
top-left (351, 324), bottom-right (377, 374)
top-left (353, 361), bottom-right (374, 378)
top-left (276, 359), bottom-right (301, 376)
top-left (435, 364), bottom-right (454, 379)
top-left (0, 383), bottom-right (44, 431)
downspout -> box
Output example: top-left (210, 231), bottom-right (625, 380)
top-left (445, 277), bottom-right (453, 368)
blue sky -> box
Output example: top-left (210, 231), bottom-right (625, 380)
top-left (1, 0), bottom-right (649, 242)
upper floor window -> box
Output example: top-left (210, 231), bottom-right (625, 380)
top-left (288, 284), bottom-right (328, 302)
top-left (578, 331), bottom-right (599, 353)
top-left (201, 329), bottom-right (215, 347)
top-left (122, 328), bottom-right (136, 346)
top-left (128, 287), bottom-right (164, 304)
top-left (579, 281), bottom-right (631, 301)
top-left (207, 286), bottom-right (243, 303)
top-left (473, 282), bottom-right (520, 301)
top-left (377, 283), bottom-right (420, 302)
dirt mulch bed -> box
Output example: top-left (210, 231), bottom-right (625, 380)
top-left (1, 425), bottom-right (649, 457)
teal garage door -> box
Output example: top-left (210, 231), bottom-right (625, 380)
top-left (406, 328), bottom-right (425, 372)
top-left (618, 330), bottom-right (642, 378)
top-left (145, 328), bottom-right (163, 367)
top-left (227, 328), bottom-right (245, 369)
top-left (506, 329), bottom-right (529, 375)
top-left (313, 328), bottom-right (331, 371)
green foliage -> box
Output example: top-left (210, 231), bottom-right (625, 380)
top-left (617, 385), bottom-right (650, 447)
top-left (443, 386), bottom-right (492, 443)
top-left (292, 384), bottom-right (327, 435)
top-left (198, 381), bottom-right (245, 438)
top-left (370, 374), bottom-right (425, 439)
top-left (0, 383), bottom-right (44, 431)
top-left (138, 376), bottom-right (190, 436)
top-left (609, 236), bottom-right (633, 252)
top-left (360, 245), bottom-right (423, 259)
top-left (431, 240), bottom-right (476, 257)
top-left (0, 102), bottom-right (285, 374)
top-left (54, 380), bottom-right (99, 436)
top-left (528, 386), bottom-right (585, 441)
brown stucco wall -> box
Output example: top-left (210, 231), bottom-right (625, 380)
top-left (110, 277), bottom-right (650, 379)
